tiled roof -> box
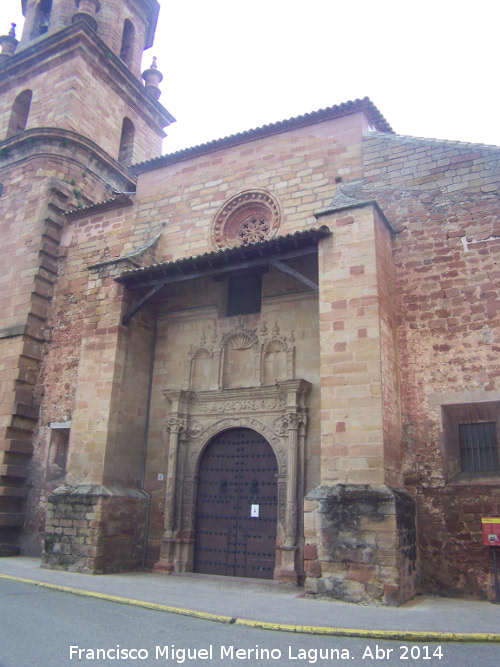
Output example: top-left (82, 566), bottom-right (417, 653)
top-left (116, 226), bottom-right (331, 287)
top-left (64, 194), bottom-right (134, 220)
top-left (132, 97), bottom-right (393, 174)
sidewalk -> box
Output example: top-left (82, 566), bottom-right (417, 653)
top-left (1, 557), bottom-right (500, 641)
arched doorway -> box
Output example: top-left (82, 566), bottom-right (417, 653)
top-left (194, 428), bottom-right (278, 579)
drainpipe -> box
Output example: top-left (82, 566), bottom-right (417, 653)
top-left (140, 315), bottom-right (157, 569)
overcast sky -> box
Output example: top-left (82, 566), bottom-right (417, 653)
top-left (3, 1), bottom-right (499, 154)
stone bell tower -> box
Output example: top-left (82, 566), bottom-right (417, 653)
top-left (0, 0), bottom-right (174, 552)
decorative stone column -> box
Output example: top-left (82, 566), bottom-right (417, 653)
top-left (163, 416), bottom-right (186, 537)
top-left (284, 413), bottom-right (300, 547)
top-left (154, 390), bottom-right (190, 572)
top-left (274, 380), bottom-right (310, 583)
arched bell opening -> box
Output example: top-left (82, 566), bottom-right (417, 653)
top-left (6, 90), bottom-right (32, 138)
top-left (31, 0), bottom-right (53, 40)
top-left (119, 19), bottom-right (135, 69)
top-left (118, 116), bottom-right (135, 166)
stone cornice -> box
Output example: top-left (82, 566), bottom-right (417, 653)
top-left (141, 0), bottom-right (161, 49)
top-left (176, 379), bottom-right (312, 416)
top-left (314, 198), bottom-right (396, 235)
top-left (0, 127), bottom-right (137, 191)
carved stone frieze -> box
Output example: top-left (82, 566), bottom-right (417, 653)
top-left (181, 476), bottom-right (195, 530)
top-left (278, 482), bottom-right (287, 524)
top-left (186, 416), bottom-right (287, 475)
top-left (197, 397), bottom-right (285, 415)
top-left (273, 412), bottom-right (308, 435)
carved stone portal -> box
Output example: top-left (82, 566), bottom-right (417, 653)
top-left (154, 320), bottom-right (310, 583)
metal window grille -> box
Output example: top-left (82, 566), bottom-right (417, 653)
top-left (459, 422), bottom-right (499, 472)
top-left (227, 273), bottom-right (262, 316)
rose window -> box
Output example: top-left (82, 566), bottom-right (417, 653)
top-left (236, 217), bottom-right (270, 245)
top-left (210, 190), bottom-right (281, 249)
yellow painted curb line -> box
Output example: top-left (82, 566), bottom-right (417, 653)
top-left (234, 618), bottom-right (500, 643)
top-left (0, 574), bottom-right (233, 624)
top-left (2, 573), bottom-right (500, 643)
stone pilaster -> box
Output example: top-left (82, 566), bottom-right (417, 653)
top-left (155, 390), bottom-right (191, 572)
top-left (304, 195), bottom-right (416, 604)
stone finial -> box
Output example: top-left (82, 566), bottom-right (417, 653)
top-left (142, 57), bottom-right (164, 101)
top-left (72, 0), bottom-right (100, 32)
top-left (0, 23), bottom-right (19, 59)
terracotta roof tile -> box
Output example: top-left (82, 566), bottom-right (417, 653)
top-left (132, 97), bottom-right (393, 174)
top-left (116, 226), bottom-right (331, 286)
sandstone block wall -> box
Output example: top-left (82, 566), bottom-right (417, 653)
top-left (0, 45), bottom-right (165, 163)
top-left (304, 485), bottom-right (416, 605)
top-left (42, 485), bottom-right (147, 573)
top-left (316, 202), bottom-right (401, 487)
top-left (0, 0), bottom-right (165, 556)
top-left (364, 132), bottom-right (500, 597)
top-left (19, 0), bottom-right (153, 80)
top-left (28, 112), bottom-right (372, 564)
top-left (134, 111), bottom-right (371, 260)
top-left (0, 131), bottom-right (136, 549)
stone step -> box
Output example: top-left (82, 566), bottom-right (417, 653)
top-left (0, 486), bottom-right (29, 498)
top-left (0, 512), bottom-right (24, 527)
top-left (0, 464), bottom-right (30, 478)
top-left (3, 440), bottom-right (34, 456)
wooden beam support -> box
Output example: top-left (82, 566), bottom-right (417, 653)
top-left (269, 259), bottom-right (319, 292)
top-left (124, 245), bottom-right (318, 292)
top-left (122, 283), bottom-right (163, 325)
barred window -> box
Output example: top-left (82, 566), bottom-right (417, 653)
top-left (441, 401), bottom-right (500, 481)
top-left (459, 422), bottom-right (499, 473)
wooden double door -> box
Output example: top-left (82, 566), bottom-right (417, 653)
top-left (194, 428), bottom-right (278, 579)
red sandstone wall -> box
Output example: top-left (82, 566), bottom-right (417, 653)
top-left (374, 209), bottom-right (403, 487)
top-left (364, 133), bottom-right (500, 598)
top-left (21, 200), bottom-right (150, 550)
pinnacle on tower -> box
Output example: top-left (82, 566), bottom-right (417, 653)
top-left (72, 0), bottom-right (100, 32)
top-left (142, 56), bottom-right (163, 100)
top-left (0, 23), bottom-right (19, 60)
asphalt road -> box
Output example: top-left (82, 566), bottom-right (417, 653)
top-left (0, 579), bottom-right (496, 666)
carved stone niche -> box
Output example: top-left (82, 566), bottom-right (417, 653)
top-left (155, 322), bottom-right (310, 584)
top-left (183, 319), bottom-right (295, 391)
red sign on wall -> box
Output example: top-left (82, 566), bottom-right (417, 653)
top-left (482, 517), bottom-right (500, 546)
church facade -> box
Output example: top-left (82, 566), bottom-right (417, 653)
top-left (1, 0), bottom-right (500, 605)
